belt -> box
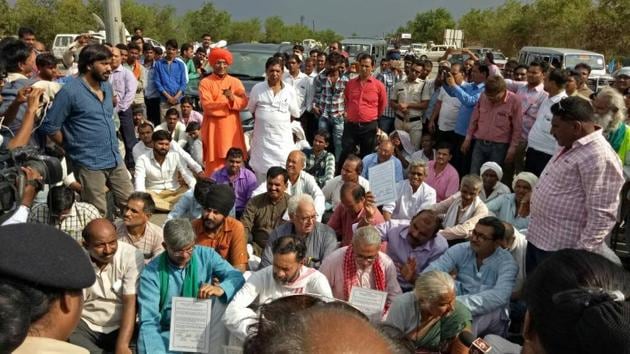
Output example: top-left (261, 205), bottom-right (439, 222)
top-left (396, 114), bottom-right (423, 122)
top-left (346, 120), bottom-right (378, 127)
top-left (476, 139), bottom-right (507, 145)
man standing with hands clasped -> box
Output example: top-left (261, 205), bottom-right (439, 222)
top-left (199, 47), bottom-right (248, 174)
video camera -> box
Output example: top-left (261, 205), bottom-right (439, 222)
top-left (0, 146), bottom-right (63, 214)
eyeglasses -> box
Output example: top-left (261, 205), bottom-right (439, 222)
top-left (354, 253), bottom-right (378, 262)
top-left (170, 245), bottom-right (195, 256)
top-left (296, 215), bottom-right (317, 223)
top-left (471, 230), bottom-right (494, 242)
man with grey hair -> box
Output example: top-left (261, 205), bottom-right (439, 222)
top-left (382, 160), bottom-right (436, 220)
top-left (137, 219), bottom-right (245, 353)
top-left (253, 150), bottom-right (326, 221)
top-left (258, 194), bottom-right (338, 269)
top-left (320, 226), bottom-right (401, 307)
top-left (591, 86), bottom-right (630, 165)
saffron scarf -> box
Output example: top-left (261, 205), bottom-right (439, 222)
top-left (343, 245), bottom-right (386, 301)
top-left (132, 60), bottom-right (142, 80)
top-left (158, 251), bottom-right (199, 312)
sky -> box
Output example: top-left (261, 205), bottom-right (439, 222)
top-left (138, 0), bottom-right (515, 37)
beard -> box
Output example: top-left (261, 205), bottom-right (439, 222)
top-left (593, 111), bottom-right (619, 134)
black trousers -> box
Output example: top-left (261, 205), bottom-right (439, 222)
top-left (451, 133), bottom-right (470, 178)
top-left (525, 242), bottom-right (554, 276)
top-left (339, 120), bottom-right (378, 166)
top-left (118, 107), bottom-right (138, 169)
top-left (524, 147), bottom-right (553, 177)
top-left (68, 319), bottom-right (137, 354)
top-left (145, 97), bottom-right (162, 127)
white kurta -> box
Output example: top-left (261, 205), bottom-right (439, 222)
top-left (248, 81), bottom-right (300, 175)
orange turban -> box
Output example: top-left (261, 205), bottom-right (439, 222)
top-left (209, 48), bottom-right (233, 66)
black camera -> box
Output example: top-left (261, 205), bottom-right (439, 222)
top-left (0, 146), bottom-right (63, 214)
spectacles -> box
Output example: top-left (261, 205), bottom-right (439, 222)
top-left (471, 230), bottom-right (494, 242)
top-left (170, 245), bottom-right (195, 256)
top-left (296, 215), bottom-right (317, 223)
top-left (354, 253), bottom-right (378, 262)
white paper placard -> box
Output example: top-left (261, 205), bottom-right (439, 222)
top-left (169, 297), bottom-right (213, 353)
top-left (348, 286), bottom-right (388, 322)
top-left (368, 159), bottom-right (397, 206)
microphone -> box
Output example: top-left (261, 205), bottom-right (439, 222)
top-left (457, 331), bottom-right (492, 353)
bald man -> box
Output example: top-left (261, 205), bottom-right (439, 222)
top-left (109, 46), bottom-right (139, 169)
top-left (361, 140), bottom-right (405, 182)
top-left (69, 219), bottom-right (144, 354)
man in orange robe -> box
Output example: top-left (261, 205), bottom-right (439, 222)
top-left (199, 48), bottom-right (249, 174)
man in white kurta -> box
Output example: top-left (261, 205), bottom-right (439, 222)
top-left (248, 60), bottom-right (301, 180)
top-left (382, 161), bottom-right (436, 220)
top-left (224, 235), bottom-right (332, 341)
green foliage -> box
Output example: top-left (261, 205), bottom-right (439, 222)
top-left (397, 8), bottom-right (456, 43)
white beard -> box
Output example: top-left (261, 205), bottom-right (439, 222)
top-left (593, 112), bottom-right (617, 135)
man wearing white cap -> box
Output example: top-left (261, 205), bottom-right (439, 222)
top-left (479, 161), bottom-right (511, 203)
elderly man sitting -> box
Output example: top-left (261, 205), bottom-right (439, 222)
top-left (137, 219), bottom-right (245, 353)
top-left (361, 140), bottom-right (404, 183)
top-left (431, 174), bottom-right (488, 242)
top-left (424, 216), bottom-right (517, 337)
top-left (252, 150), bottom-right (325, 221)
top-left (259, 194), bottom-right (338, 269)
top-left (134, 130), bottom-right (196, 211)
top-left (382, 160), bottom-right (436, 221)
top-left (320, 226), bottom-right (401, 309)
top-left (479, 162), bottom-right (510, 203)
top-left (322, 154), bottom-right (370, 210)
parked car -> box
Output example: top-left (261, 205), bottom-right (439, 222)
top-left (417, 45), bottom-right (451, 61)
top-left (491, 52), bottom-right (508, 69)
top-left (52, 33), bottom-right (105, 60)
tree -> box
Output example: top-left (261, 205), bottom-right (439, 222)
top-left (264, 16), bottom-right (285, 43)
top-left (398, 8), bottom-right (456, 43)
top-left (182, 2), bottom-right (232, 43)
top-left (228, 18), bottom-right (262, 43)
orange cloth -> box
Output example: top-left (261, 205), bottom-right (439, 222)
top-left (131, 60), bottom-right (142, 80)
top-left (199, 74), bottom-right (249, 174)
top-left (192, 217), bottom-right (249, 268)
top-left (209, 48), bottom-right (233, 66)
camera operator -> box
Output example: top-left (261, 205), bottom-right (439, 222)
top-left (0, 38), bottom-right (40, 148)
top-left (2, 87), bottom-right (44, 150)
top-left (1, 166), bottom-right (43, 225)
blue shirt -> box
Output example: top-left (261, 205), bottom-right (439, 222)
top-left (137, 246), bottom-right (245, 353)
top-left (424, 242), bottom-right (517, 316)
top-left (40, 77), bottom-right (120, 170)
top-left (444, 82), bottom-right (485, 136)
top-left (361, 153), bottom-right (404, 183)
top-left (486, 193), bottom-right (530, 232)
top-left (166, 189), bottom-right (203, 221)
top-left (153, 58), bottom-right (187, 101)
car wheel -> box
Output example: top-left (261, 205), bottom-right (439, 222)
top-left (420, 55), bottom-right (427, 60)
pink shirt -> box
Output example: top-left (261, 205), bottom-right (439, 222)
top-left (319, 246), bottom-right (401, 305)
top-left (425, 160), bottom-right (460, 202)
top-left (466, 91), bottom-right (522, 148)
top-left (506, 81), bottom-right (548, 141)
top-left (180, 110), bottom-right (204, 126)
top-left (528, 130), bottom-right (624, 252)
top-left (344, 76), bottom-right (387, 123)
top-left (328, 206), bottom-right (385, 246)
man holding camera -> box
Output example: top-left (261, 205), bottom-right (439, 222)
top-left (40, 44), bottom-right (134, 216)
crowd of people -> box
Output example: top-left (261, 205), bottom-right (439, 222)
top-left (1, 26), bottom-right (630, 354)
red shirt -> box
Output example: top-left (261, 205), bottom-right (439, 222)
top-left (344, 76), bottom-right (388, 123)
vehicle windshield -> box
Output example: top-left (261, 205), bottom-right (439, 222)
top-left (565, 54), bottom-right (605, 71)
top-left (343, 44), bottom-right (371, 57)
top-left (492, 52), bottom-right (506, 60)
top-left (228, 51), bottom-right (269, 78)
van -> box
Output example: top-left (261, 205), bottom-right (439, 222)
top-left (341, 37), bottom-right (388, 63)
top-left (518, 47), bottom-right (613, 90)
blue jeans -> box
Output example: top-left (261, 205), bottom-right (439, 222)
top-left (470, 139), bottom-right (509, 175)
top-left (319, 116), bottom-right (344, 161)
